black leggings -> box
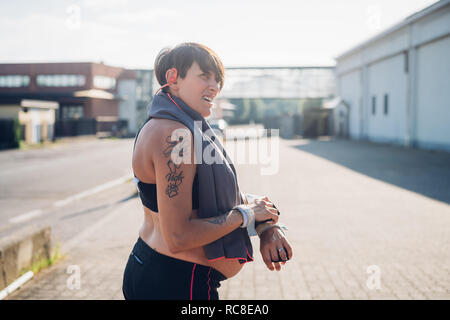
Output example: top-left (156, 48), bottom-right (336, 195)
top-left (122, 237), bottom-right (227, 300)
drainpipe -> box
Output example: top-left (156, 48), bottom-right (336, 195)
top-left (406, 23), bottom-right (416, 148)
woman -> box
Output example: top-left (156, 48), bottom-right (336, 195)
top-left (122, 43), bottom-right (293, 300)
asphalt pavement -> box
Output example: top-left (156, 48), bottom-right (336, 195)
top-left (0, 136), bottom-right (134, 238)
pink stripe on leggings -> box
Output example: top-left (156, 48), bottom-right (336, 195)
top-left (207, 267), bottom-right (212, 300)
top-left (190, 264), bottom-right (197, 300)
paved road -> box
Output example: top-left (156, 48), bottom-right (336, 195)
top-left (5, 136), bottom-right (450, 300)
top-left (0, 137), bottom-right (134, 238)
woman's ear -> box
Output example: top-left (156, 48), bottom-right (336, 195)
top-left (165, 68), bottom-right (179, 93)
top-left (165, 68), bottom-right (178, 84)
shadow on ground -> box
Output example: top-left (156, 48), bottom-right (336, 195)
top-left (291, 138), bottom-right (450, 204)
top-left (61, 192), bottom-right (138, 220)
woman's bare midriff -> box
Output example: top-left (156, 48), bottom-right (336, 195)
top-left (133, 118), bottom-right (243, 279)
top-left (138, 209), bottom-right (243, 279)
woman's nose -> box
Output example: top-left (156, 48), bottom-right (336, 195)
top-left (208, 79), bottom-right (219, 92)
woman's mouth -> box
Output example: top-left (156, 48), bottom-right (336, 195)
top-left (202, 96), bottom-right (214, 107)
top-left (202, 96), bottom-right (213, 103)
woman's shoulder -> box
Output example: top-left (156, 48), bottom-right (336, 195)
top-left (141, 118), bottom-right (196, 168)
top-left (134, 118), bottom-right (195, 168)
top-left (146, 118), bottom-right (190, 134)
top-left (140, 118), bottom-right (193, 149)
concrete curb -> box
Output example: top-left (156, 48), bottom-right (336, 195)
top-left (0, 224), bottom-right (51, 291)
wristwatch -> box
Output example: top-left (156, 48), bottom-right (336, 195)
top-left (233, 205), bottom-right (254, 228)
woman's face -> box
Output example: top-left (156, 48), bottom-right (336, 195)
top-left (170, 61), bottom-right (220, 118)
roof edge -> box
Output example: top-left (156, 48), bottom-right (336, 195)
top-left (335, 0), bottom-right (449, 61)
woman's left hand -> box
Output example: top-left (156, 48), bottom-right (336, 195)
top-left (259, 226), bottom-right (293, 271)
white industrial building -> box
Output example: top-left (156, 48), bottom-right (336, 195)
top-left (335, 0), bottom-right (450, 152)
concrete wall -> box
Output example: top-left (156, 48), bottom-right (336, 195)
top-left (339, 70), bottom-right (362, 139)
top-left (0, 225), bottom-right (51, 291)
top-left (367, 53), bottom-right (407, 145)
top-left (336, 1), bottom-right (450, 152)
top-left (412, 3), bottom-right (450, 47)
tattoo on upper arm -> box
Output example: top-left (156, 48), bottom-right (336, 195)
top-left (163, 135), bottom-right (185, 198)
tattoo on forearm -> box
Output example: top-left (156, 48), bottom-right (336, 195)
top-left (163, 135), bottom-right (185, 198)
top-left (206, 214), bottom-right (227, 225)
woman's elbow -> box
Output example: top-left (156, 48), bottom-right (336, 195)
top-left (162, 218), bottom-right (191, 254)
top-left (166, 231), bottom-right (186, 254)
top-left (167, 242), bottom-right (183, 254)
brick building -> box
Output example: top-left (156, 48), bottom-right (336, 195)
top-left (0, 62), bottom-right (136, 137)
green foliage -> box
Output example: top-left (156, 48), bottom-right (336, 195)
top-left (13, 119), bottom-right (21, 148)
top-left (19, 241), bottom-right (65, 277)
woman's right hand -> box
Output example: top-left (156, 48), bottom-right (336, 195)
top-left (248, 199), bottom-right (279, 224)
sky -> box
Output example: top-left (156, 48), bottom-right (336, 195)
top-left (0, 0), bottom-right (439, 69)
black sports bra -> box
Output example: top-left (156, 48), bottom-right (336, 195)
top-left (134, 173), bottom-right (200, 213)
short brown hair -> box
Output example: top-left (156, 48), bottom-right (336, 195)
top-left (154, 42), bottom-right (225, 91)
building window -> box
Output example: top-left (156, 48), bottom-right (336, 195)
top-left (93, 75), bottom-right (116, 90)
top-left (136, 70), bottom-right (152, 101)
top-left (372, 96), bottom-right (376, 115)
top-left (0, 75), bottom-right (30, 87)
top-left (384, 94), bottom-right (389, 115)
top-left (36, 74), bottom-right (86, 87)
top-left (61, 105), bottom-right (84, 120)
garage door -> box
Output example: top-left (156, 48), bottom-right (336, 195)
top-left (416, 36), bottom-right (450, 151)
